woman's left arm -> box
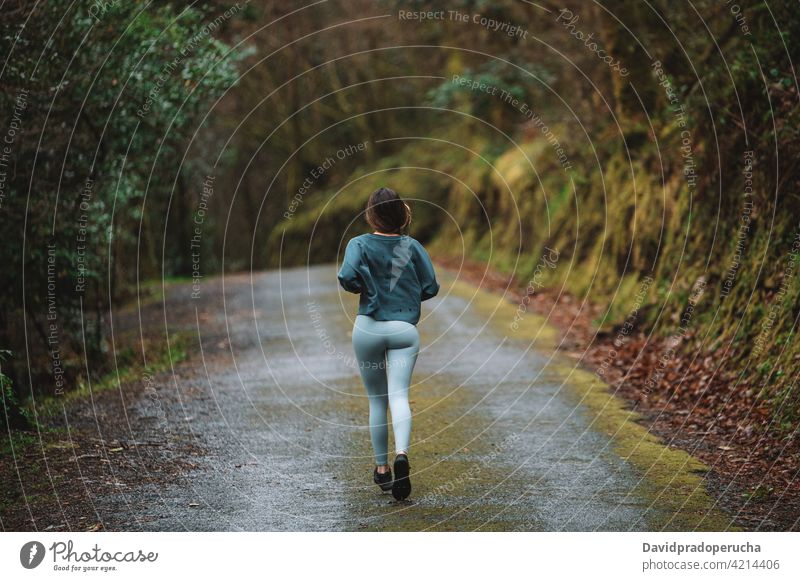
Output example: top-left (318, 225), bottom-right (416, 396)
top-left (337, 239), bottom-right (364, 293)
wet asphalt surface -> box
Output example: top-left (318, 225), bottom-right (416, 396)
top-left (92, 265), bottom-right (733, 531)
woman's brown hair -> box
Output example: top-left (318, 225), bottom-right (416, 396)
top-left (365, 187), bottom-right (411, 234)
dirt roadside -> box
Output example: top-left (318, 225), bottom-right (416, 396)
top-left (0, 275), bottom-right (242, 531)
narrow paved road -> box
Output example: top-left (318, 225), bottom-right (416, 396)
top-left (94, 265), bottom-right (736, 531)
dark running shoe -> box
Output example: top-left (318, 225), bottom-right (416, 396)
top-left (373, 466), bottom-right (393, 491)
top-left (392, 454), bottom-right (411, 500)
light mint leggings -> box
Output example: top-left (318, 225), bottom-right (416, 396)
top-left (352, 314), bottom-right (419, 465)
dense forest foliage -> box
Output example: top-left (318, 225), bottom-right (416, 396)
top-left (2, 1), bottom-right (799, 434)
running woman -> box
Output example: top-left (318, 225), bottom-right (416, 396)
top-left (337, 187), bottom-right (440, 500)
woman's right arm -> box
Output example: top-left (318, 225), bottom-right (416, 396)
top-left (414, 241), bottom-right (440, 301)
top-left (337, 238), bottom-right (363, 293)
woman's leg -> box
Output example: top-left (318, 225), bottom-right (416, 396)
top-left (352, 317), bottom-right (390, 465)
top-left (385, 324), bottom-right (420, 455)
